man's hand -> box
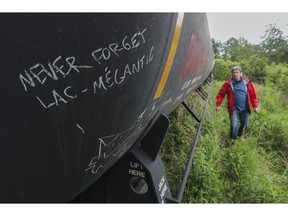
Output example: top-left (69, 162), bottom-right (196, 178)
top-left (215, 106), bottom-right (221, 112)
top-left (254, 107), bottom-right (258, 112)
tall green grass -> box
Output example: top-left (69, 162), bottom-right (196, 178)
top-left (161, 81), bottom-right (288, 203)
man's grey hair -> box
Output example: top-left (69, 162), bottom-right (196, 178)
top-left (231, 66), bottom-right (242, 73)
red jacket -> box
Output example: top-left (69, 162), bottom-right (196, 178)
top-left (216, 77), bottom-right (258, 114)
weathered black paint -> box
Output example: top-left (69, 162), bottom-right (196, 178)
top-left (0, 13), bottom-right (214, 202)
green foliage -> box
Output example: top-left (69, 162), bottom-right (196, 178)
top-left (261, 24), bottom-right (288, 64)
top-left (211, 38), bottom-right (223, 59)
top-left (160, 106), bottom-right (199, 197)
top-left (160, 22), bottom-right (288, 203)
top-left (239, 55), bottom-right (268, 83)
top-left (212, 24), bottom-right (288, 65)
top-left (222, 37), bottom-right (252, 62)
top-left (211, 24), bottom-right (288, 84)
top-left (250, 84), bottom-right (288, 173)
top-left (212, 58), bottom-right (238, 81)
top-left (212, 53), bottom-right (269, 84)
top-left (161, 81), bottom-right (288, 203)
top-left (264, 63), bottom-right (288, 94)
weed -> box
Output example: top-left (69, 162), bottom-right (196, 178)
top-left (160, 81), bottom-right (288, 203)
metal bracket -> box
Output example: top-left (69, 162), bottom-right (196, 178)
top-left (71, 114), bottom-right (177, 203)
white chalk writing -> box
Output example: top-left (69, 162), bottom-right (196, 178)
top-left (84, 118), bottom-right (148, 174)
top-left (19, 56), bottom-right (93, 91)
top-left (76, 124), bottom-right (85, 134)
top-left (91, 28), bottom-right (147, 65)
top-left (19, 28), bottom-right (148, 92)
top-left (84, 94), bottom-right (168, 175)
top-left (19, 28), bottom-right (151, 111)
top-left (93, 46), bottom-right (154, 94)
top-left (35, 46), bottom-right (154, 109)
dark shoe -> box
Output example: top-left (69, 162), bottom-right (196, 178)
top-left (238, 126), bottom-right (246, 137)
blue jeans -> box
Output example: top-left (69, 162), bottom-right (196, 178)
top-left (229, 109), bottom-right (250, 139)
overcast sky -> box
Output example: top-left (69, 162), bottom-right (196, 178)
top-left (207, 13), bottom-right (288, 44)
top-left (2, 1), bottom-right (288, 46)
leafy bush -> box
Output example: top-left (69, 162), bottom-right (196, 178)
top-left (212, 58), bottom-right (239, 81)
top-left (264, 63), bottom-right (288, 94)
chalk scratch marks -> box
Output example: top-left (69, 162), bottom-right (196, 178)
top-left (76, 124), bottom-right (85, 134)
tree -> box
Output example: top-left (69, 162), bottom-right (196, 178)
top-left (211, 38), bottom-right (224, 58)
top-left (222, 37), bottom-right (251, 61)
top-left (211, 24), bottom-right (288, 85)
top-left (260, 24), bottom-right (288, 64)
top-left (240, 55), bottom-right (268, 83)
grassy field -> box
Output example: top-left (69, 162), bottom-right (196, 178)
top-left (161, 81), bottom-right (288, 203)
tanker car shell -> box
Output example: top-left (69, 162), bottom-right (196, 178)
top-left (0, 13), bottom-right (214, 202)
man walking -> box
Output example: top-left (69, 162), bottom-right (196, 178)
top-left (216, 66), bottom-right (258, 139)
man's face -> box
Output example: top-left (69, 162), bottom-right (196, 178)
top-left (232, 70), bottom-right (241, 81)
